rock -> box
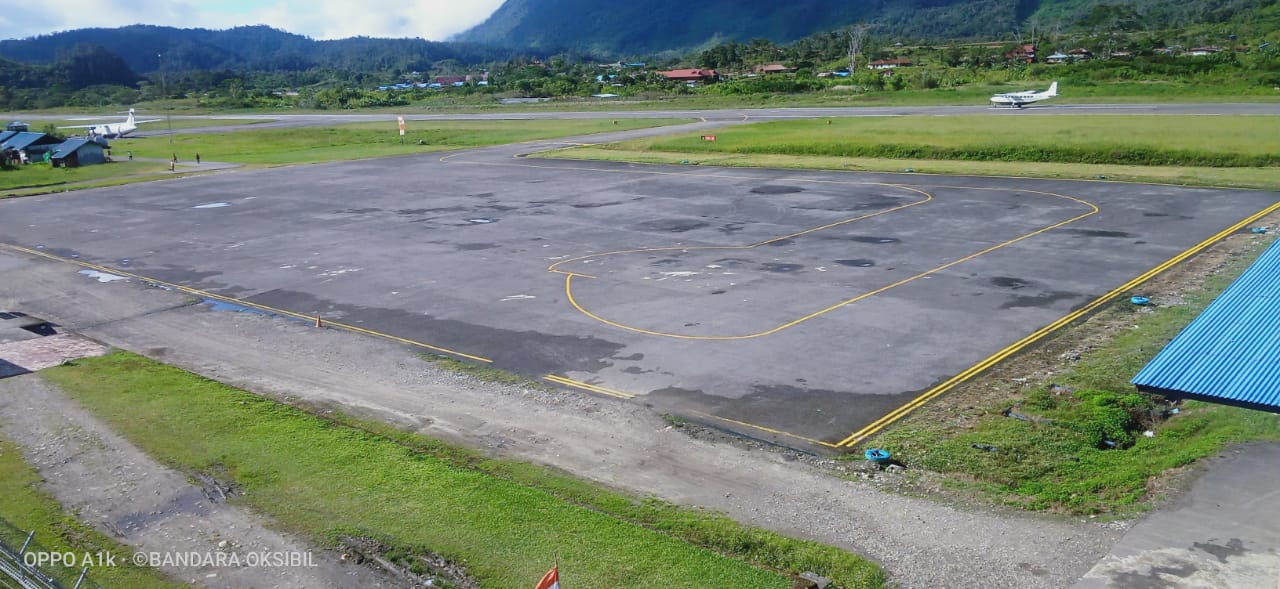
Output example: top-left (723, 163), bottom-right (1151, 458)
top-left (799, 571), bottom-right (832, 588)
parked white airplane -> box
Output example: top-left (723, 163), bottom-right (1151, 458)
top-left (989, 81), bottom-right (1058, 108)
top-left (58, 108), bottom-right (162, 138)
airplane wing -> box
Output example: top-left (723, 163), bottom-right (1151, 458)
top-left (57, 123), bottom-right (109, 129)
top-left (133, 119), bottom-right (164, 124)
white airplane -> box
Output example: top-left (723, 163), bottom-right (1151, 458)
top-left (58, 108), bottom-right (162, 138)
top-left (989, 81), bottom-right (1058, 108)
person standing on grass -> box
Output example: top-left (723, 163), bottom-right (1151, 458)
top-left (196, 153), bottom-right (201, 165)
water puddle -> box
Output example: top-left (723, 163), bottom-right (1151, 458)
top-left (78, 270), bottom-right (129, 283)
top-left (202, 299), bottom-right (273, 316)
top-left (192, 202), bottom-right (231, 209)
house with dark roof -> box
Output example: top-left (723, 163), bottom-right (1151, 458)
top-left (755, 64), bottom-right (794, 74)
top-left (50, 137), bottom-right (109, 168)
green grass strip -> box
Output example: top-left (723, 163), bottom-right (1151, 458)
top-left (871, 238), bottom-right (1280, 515)
top-left (0, 434), bottom-right (184, 588)
top-left (0, 161), bottom-right (170, 192)
top-left (42, 353), bottom-right (884, 589)
top-left (121, 119), bottom-right (692, 165)
top-left (540, 148), bottom-right (1280, 191)
top-left (610, 115), bottom-right (1280, 168)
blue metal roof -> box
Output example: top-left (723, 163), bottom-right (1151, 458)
top-left (51, 138), bottom-right (100, 158)
top-left (1133, 237), bottom-right (1280, 411)
top-left (0, 132), bottom-right (54, 151)
top-left (0, 130), bottom-right (15, 144)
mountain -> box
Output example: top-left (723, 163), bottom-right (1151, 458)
top-left (0, 25), bottom-right (515, 74)
top-left (456, 0), bottom-right (1280, 56)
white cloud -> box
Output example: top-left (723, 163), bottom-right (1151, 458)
top-left (0, 0), bottom-right (506, 41)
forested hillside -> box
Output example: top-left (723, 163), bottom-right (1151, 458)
top-left (457, 0), bottom-right (1280, 55)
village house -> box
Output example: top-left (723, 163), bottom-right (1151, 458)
top-left (1005, 44), bottom-right (1037, 63)
top-left (658, 68), bottom-right (719, 82)
top-left (868, 58), bottom-right (912, 70)
top-left (754, 64), bottom-right (794, 74)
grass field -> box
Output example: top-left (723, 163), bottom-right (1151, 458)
top-left (0, 161), bottom-right (170, 195)
top-left (869, 236), bottom-right (1280, 515)
top-left (604, 115), bottom-right (1280, 166)
top-left (540, 115), bottom-right (1280, 188)
top-left (120, 119), bottom-right (691, 165)
top-left (42, 353), bottom-right (884, 589)
top-left (0, 435), bottom-right (182, 588)
top-left (544, 147), bottom-right (1280, 190)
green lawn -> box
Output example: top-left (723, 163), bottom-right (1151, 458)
top-left (608, 115), bottom-right (1280, 166)
top-left (869, 237), bottom-right (1280, 515)
top-left (121, 119), bottom-right (691, 165)
top-left (0, 435), bottom-right (184, 588)
top-left (42, 353), bottom-right (884, 589)
top-left (542, 147), bottom-right (1280, 190)
top-left (0, 161), bottom-right (169, 193)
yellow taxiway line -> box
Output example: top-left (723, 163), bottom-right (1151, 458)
top-left (0, 243), bottom-right (492, 363)
top-left (542, 375), bottom-right (635, 399)
top-left (834, 200), bottom-right (1280, 448)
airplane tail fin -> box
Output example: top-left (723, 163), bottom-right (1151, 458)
top-left (125, 108), bottom-right (136, 125)
top-left (1047, 81), bottom-right (1058, 96)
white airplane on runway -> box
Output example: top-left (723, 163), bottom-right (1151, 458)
top-left (990, 81), bottom-right (1058, 108)
top-left (58, 108), bottom-right (162, 138)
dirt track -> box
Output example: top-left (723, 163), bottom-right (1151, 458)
top-left (0, 375), bottom-right (401, 589)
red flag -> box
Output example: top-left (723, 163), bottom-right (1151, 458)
top-left (534, 566), bottom-right (559, 589)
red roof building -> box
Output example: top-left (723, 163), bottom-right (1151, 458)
top-left (1005, 44), bottom-right (1037, 63)
top-left (658, 68), bottom-right (719, 82)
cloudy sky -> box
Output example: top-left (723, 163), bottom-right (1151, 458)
top-left (0, 0), bottom-right (507, 41)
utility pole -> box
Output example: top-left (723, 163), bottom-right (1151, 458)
top-left (158, 53), bottom-right (173, 144)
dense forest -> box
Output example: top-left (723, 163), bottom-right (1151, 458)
top-left (0, 1), bottom-right (1277, 111)
top-left (458, 0), bottom-right (1280, 55)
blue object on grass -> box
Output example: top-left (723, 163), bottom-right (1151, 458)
top-left (864, 448), bottom-right (892, 463)
top-left (1130, 296), bottom-right (1150, 305)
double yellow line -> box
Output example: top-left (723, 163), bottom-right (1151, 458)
top-left (542, 374), bottom-right (634, 399)
top-left (1, 243), bottom-right (492, 363)
top-left (834, 200), bottom-right (1280, 448)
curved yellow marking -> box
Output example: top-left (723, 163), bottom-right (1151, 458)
top-left (834, 199), bottom-right (1280, 448)
top-left (556, 186), bottom-right (1099, 340)
top-left (0, 243), bottom-right (492, 363)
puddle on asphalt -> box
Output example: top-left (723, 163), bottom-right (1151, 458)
top-left (750, 185), bottom-right (804, 195)
top-left (192, 202), bottom-right (231, 209)
top-left (467, 218), bottom-right (497, 224)
top-left (20, 322), bottom-right (57, 337)
top-left (834, 259), bottom-right (876, 267)
top-left (202, 299), bottom-right (273, 316)
top-left (848, 236), bottom-right (900, 244)
top-left (78, 270), bottom-right (129, 283)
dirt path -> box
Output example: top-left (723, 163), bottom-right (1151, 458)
top-left (0, 250), bottom-right (1118, 589)
top-left (0, 374), bottom-right (403, 589)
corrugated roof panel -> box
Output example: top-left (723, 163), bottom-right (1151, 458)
top-left (51, 138), bottom-right (89, 157)
top-left (1133, 237), bottom-right (1280, 411)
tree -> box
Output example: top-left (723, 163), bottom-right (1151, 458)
top-left (847, 24), bottom-right (874, 72)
